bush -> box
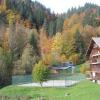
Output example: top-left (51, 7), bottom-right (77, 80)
top-left (32, 61), bottom-right (50, 86)
top-left (80, 64), bottom-right (90, 74)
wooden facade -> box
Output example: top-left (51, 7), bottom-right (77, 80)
top-left (86, 37), bottom-right (100, 81)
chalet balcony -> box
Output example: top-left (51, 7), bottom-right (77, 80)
top-left (92, 53), bottom-right (100, 57)
top-left (90, 62), bottom-right (100, 65)
top-left (90, 58), bottom-right (100, 65)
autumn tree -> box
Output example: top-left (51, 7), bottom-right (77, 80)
top-left (15, 25), bottom-right (26, 57)
top-left (6, 10), bottom-right (15, 25)
top-left (39, 28), bottom-right (52, 64)
top-left (51, 32), bottom-right (63, 54)
top-left (0, 47), bottom-right (12, 87)
top-left (69, 53), bottom-right (79, 65)
top-left (21, 43), bottom-right (37, 74)
top-left (51, 32), bottom-right (68, 63)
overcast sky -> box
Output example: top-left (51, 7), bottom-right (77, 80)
top-left (32, 0), bottom-right (100, 14)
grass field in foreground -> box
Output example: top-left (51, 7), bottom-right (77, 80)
top-left (0, 80), bottom-right (100, 100)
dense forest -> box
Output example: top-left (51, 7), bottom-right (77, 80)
top-left (1, 0), bottom-right (100, 86)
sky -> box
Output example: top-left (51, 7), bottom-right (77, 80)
top-left (33, 0), bottom-right (100, 14)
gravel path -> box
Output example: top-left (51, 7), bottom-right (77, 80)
top-left (18, 80), bottom-right (79, 87)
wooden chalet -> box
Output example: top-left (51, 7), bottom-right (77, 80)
top-left (86, 37), bottom-right (100, 82)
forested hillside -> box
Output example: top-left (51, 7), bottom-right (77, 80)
top-left (0, 0), bottom-right (100, 86)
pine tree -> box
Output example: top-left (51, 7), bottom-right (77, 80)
top-left (74, 30), bottom-right (85, 63)
top-left (43, 18), bottom-right (49, 34)
top-left (74, 30), bottom-right (85, 54)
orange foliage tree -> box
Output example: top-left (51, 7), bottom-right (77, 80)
top-left (39, 28), bottom-right (52, 65)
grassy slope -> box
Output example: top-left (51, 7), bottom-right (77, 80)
top-left (0, 80), bottom-right (100, 100)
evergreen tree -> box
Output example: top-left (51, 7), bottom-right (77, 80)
top-left (43, 18), bottom-right (49, 34)
top-left (74, 30), bottom-right (85, 53)
top-left (74, 30), bottom-right (85, 63)
top-left (56, 16), bottom-right (64, 33)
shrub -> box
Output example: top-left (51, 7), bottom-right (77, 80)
top-left (32, 61), bottom-right (50, 87)
top-left (80, 64), bottom-right (89, 74)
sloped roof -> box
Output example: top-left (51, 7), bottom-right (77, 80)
top-left (86, 37), bottom-right (100, 59)
top-left (92, 37), bottom-right (100, 47)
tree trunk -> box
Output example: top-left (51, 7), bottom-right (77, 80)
top-left (40, 82), bottom-right (43, 87)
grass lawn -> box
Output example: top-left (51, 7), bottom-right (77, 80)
top-left (0, 80), bottom-right (100, 100)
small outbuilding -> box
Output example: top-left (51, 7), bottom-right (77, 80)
top-left (51, 62), bottom-right (75, 74)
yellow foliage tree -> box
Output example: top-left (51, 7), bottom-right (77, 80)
top-left (51, 32), bottom-right (64, 63)
top-left (69, 53), bottom-right (79, 65)
top-left (2, 28), bottom-right (9, 52)
top-left (7, 10), bottom-right (15, 25)
top-left (51, 32), bottom-right (63, 54)
top-left (59, 54), bottom-right (67, 63)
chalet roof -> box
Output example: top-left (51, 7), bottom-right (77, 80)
top-left (92, 37), bottom-right (100, 47)
top-left (86, 37), bottom-right (100, 59)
